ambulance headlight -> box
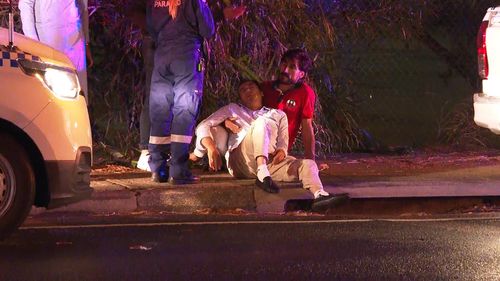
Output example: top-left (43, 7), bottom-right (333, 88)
top-left (18, 59), bottom-right (81, 100)
top-left (42, 68), bottom-right (80, 99)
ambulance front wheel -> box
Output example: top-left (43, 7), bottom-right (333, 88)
top-left (0, 133), bottom-right (36, 240)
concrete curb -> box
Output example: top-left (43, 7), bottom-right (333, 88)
top-left (284, 197), bottom-right (500, 215)
top-left (137, 186), bottom-right (256, 213)
top-left (325, 181), bottom-right (500, 198)
top-left (30, 173), bottom-right (500, 216)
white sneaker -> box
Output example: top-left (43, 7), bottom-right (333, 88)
top-left (136, 150), bottom-right (151, 171)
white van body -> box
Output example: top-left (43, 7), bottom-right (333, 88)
top-left (0, 27), bottom-right (92, 238)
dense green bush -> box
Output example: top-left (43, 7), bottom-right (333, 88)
top-left (87, 0), bottom-right (363, 159)
top-left (2, 0), bottom-right (499, 164)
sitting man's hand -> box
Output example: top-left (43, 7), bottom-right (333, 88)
top-left (318, 163), bottom-right (330, 171)
top-left (207, 148), bottom-right (222, 171)
top-left (224, 117), bottom-right (242, 134)
top-left (189, 152), bottom-right (201, 162)
top-left (271, 149), bottom-right (286, 165)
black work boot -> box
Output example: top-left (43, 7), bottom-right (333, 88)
top-left (168, 174), bottom-right (200, 185)
top-left (311, 193), bottom-right (349, 212)
top-left (151, 170), bottom-right (168, 183)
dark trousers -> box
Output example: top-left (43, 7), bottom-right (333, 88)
top-left (148, 48), bottom-right (203, 178)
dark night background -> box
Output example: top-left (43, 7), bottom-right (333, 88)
top-left (2, 0), bottom-right (500, 160)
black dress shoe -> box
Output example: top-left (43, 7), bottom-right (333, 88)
top-left (168, 175), bottom-right (200, 185)
top-left (151, 172), bottom-right (168, 183)
top-left (255, 176), bottom-right (280, 193)
top-left (311, 193), bottom-right (349, 212)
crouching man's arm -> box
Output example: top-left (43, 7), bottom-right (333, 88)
top-left (190, 105), bottom-right (234, 170)
top-left (190, 134), bottom-right (224, 171)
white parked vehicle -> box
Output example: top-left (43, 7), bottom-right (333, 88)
top-left (474, 6), bottom-right (500, 134)
top-left (0, 10), bottom-right (92, 238)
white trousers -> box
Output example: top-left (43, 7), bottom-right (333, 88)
top-left (227, 118), bottom-right (324, 194)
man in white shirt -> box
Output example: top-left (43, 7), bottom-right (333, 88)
top-left (18, 0), bottom-right (92, 102)
top-left (191, 80), bottom-right (347, 211)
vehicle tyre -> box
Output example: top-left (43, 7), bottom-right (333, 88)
top-left (0, 133), bottom-right (35, 239)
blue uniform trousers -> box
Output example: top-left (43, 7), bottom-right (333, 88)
top-left (148, 48), bottom-right (203, 179)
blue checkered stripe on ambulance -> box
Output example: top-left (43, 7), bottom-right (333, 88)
top-left (0, 49), bottom-right (41, 68)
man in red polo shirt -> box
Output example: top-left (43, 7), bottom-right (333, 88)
top-left (261, 49), bottom-right (316, 160)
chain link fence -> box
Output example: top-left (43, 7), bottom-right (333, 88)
top-left (1, 0), bottom-right (500, 160)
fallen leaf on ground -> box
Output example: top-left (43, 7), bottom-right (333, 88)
top-left (129, 245), bottom-right (153, 251)
top-left (194, 208), bottom-right (213, 214)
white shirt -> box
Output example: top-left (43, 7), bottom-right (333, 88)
top-left (19, 0), bottom-right (89, 100)
top-left (194, 103), bottom-right (289, 159)
top-left (18, 0), bottom-right (89, 42)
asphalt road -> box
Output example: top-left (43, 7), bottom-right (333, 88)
top-left (1, 215), bottom-right (499, 281)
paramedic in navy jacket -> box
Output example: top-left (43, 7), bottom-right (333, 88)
top-left (147, 0), bottom-right (215, 184)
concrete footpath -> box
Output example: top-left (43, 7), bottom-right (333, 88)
top-left (31, 162), bottom-right (500, 216)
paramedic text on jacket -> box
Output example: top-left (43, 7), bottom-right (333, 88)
top-left (147, 0), bottom-right (215, 183)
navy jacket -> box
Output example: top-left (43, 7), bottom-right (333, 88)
top-left (147, 0), bottom-right (215, 52)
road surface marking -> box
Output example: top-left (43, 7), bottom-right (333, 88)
top-left (19, 216), bottom-right (500, 230)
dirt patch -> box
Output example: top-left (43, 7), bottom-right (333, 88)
top-left (91, 148), bottom-right (500, 180)
top-left (92, 164), bottom-right (139, 176)
top-left (322, 149), bottom-right (500, 178)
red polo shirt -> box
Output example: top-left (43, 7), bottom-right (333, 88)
top-left (261, 81), bottom-right (316, 150)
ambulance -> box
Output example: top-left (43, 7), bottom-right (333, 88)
top-left (0, 9), bottom-right (92, 238)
